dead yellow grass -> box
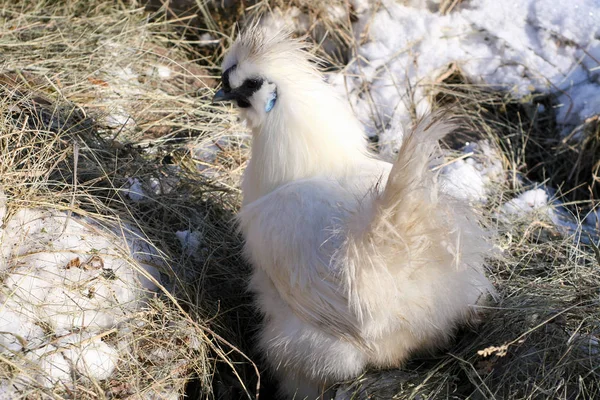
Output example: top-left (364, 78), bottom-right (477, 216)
top-left (0, 1), bottom-right (599, 399)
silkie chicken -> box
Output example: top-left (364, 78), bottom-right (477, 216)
top-left (212, 24), bottom-right (493, 400)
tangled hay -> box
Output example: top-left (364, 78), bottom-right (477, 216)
top-left (0, 1), bottom-right (599, 400)
top-left (0, 1), bottom-right (258, 399)
top-left (145, 0), bottom-right (362, 67)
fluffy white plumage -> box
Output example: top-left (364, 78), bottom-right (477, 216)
top-left (214, 25), bottom-right (493, 399)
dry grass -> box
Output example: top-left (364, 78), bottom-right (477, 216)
top-left (0, 1), bottom-right (599, 400)
top-left (145, 0), bottom-right (362, 67)
top-left (0, 1), bottom-right (258, 399)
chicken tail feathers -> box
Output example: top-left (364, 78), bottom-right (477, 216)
top-left (370, 112), bottom-right (455, 244)
top-left (380, 112), bottom-right (453, 211)
top-left (343, 112), bottom-right (492, 322)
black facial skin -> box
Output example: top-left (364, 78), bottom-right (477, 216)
top-left (222, 65), bottom-right (264, 108)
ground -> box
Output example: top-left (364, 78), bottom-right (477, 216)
top-left (0, 0), bottom-right (599, 399)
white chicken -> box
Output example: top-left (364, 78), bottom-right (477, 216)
top-left (213, 25), bottom-right (493, 399)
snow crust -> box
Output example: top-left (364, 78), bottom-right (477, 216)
top-left (332, 0), bottom-right (600, 149)
top-left (440, 141), bottom-right (504, 202)
top-left (0, 193), bottom-right (162, 388)
top-left (328, 0), bottom-right (600, 240)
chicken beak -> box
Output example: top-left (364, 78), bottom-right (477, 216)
top-left (212, 89), bottom-right (236, 104)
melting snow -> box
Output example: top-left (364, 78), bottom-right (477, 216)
top-left (58, 333), bottom-right (120, 380)
top-left (500, 187), bottom-right (600, 243)
top-left (440, 141), bottom-right (504, 202)
top-left (125, 177), bottom-right (146, 202)
top-left (328, 0), bottom-right (600, 242)
top-left (442, 159), bottom-right (487, 201)
top-left (333, 0), bottom-right (600, 144)
top-left (0, 191), bottom-right (163, 388)
top-left (175, 230), bottom-right (203, 257)
top-left (502, 188), bottom-right (549, 215)
top-left (156, 65), bottom-right (172, 79)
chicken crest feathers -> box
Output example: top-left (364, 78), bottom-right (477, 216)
top-left (222, 23), bottom-right (327, 98)
top-left (223, 22), bottom-right (312, 72)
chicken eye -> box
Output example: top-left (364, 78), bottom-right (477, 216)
top-left (237, 98), bottom-right (251, 108)
top-left (245, 79), bottom-right (262, 90)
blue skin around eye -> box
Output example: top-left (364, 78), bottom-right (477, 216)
top-left (265, 91), bottom-right (277, 112)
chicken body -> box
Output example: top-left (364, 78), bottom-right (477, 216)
top-left (214, 25), bottom-right (492, 399)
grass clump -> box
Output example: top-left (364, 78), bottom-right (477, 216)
top-left (0, 1), bottom-right (599, 400)
top-left (0, 1), bottom-right (258, 398)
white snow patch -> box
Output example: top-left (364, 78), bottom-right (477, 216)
top-left (0, 191), bottom-right (164, 391)
top-left (502, 189), bottom-right (549, 215)
top-left (156, 65), bottom-right (172, 79)
top-left (0, 383), bottom-right (17, 399)
top-left (146, 65), bottom-right (173, 79)
top-left (148, 176), bottom-right (176, 196)
top-left (440, 141), bottom-right (504, 202)
top-left (442, 159), bottom-right (487, 201)
top-left (100, 63), bottom-right (144, 130)
top-left (175, 230), bottom-right (203, 257)
top-left (0, 306), bottom-right (45, 352)
top-left (556, 81), bottom-right (600, 128)
top-left (326, 4), bottom-right (349, 23)
top-left (500, 188), bottom-right (599, 242)
top-left (24, 345), bottom-right (72, 388)
top-left (125, 178), bottom-right (146, 202)
top-left (149, 177), bottom-right (162, 195)
top-left (105, 106), bottom-right (135, 129)
top-left (349, 0), bottom-right (370, 15)
top-left (341, 0), bottom-right (600, 138)
top-left (59, 334), bottom-right (119, 380)
top-left (114, 66), bottom-right (138, 83)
